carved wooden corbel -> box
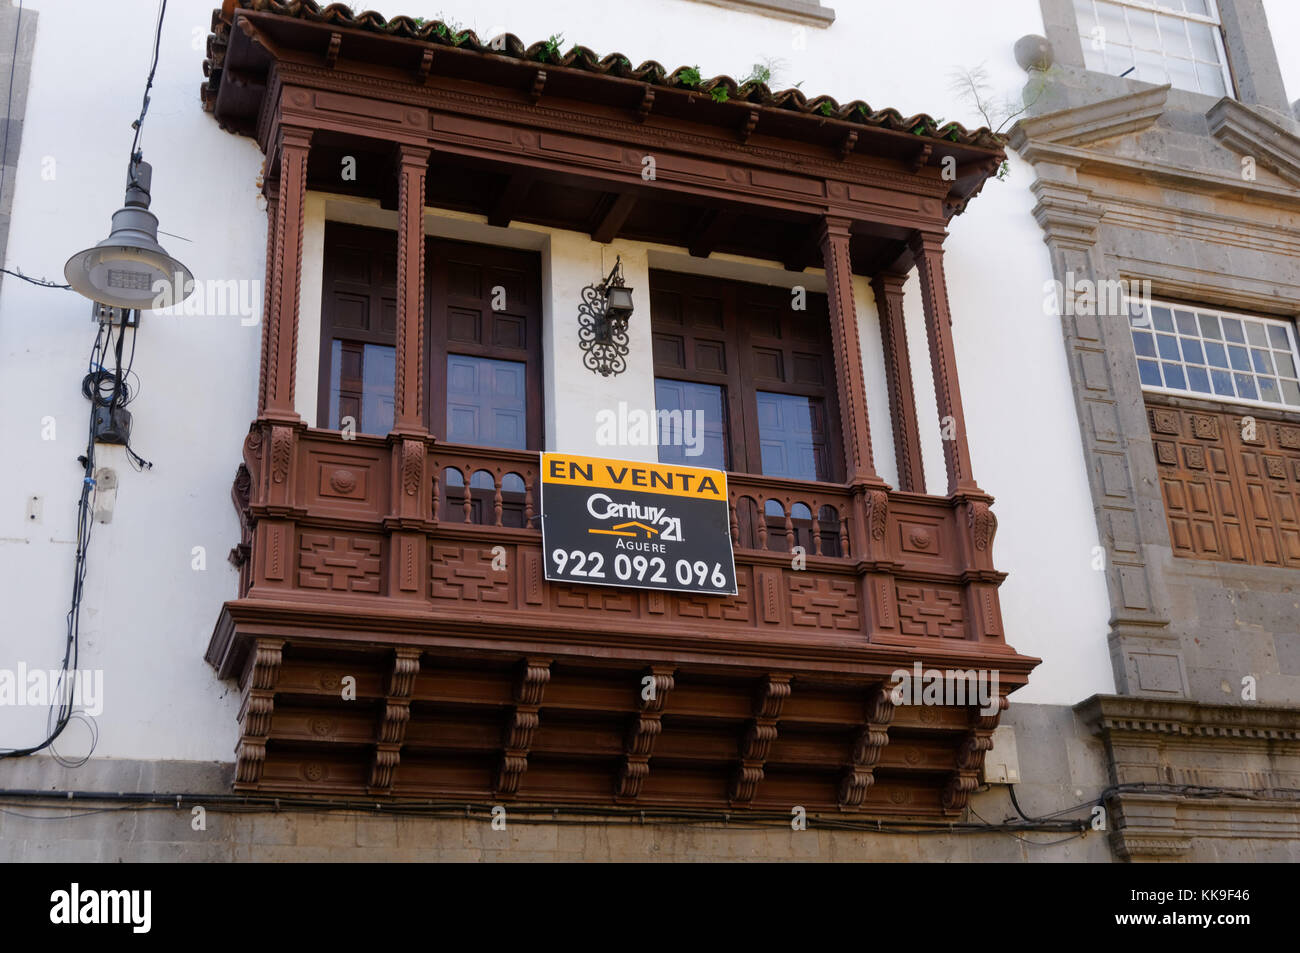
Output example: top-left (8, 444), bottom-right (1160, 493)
top-left (368, 647), bottom-right (421, 792)
top-left (615, 666), bottom-right (675, 801)
top-left (941, 696), bottom-right (1007, 812)
top-left (839, 684), bottom-right (896, 809)
top-left (739, 108), bottom-right (760, 143)
top-left (730, 674), bottom-right (792, 806)
top-left (234, 638), bottom-right (284, 787)
top-left (838, 129), bottom-right (858, 160)
top-left (325, 32), bottom-right (341, 69)
top-left (636, 86), bottom-right (656, 123)
top-left (909, 142), bottom-right (932, 172)
top-left (530, 69), bottom-right (547, 103)
top-left (496, 657), bottom-right (551, 797)
top-left (415, 48), bottom-right (435, 85)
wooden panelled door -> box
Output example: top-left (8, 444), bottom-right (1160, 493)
top-left (319, 224), bottom-right (543, 448)
top-left (650, 269), bottom-right (843, 483)
top-left (1148, 398), bottom-right (1300, 567)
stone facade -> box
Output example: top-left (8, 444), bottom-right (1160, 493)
top-left (1017, 0), bottom-right (1300, 860)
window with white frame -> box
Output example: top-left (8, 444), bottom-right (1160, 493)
top-left (1129, 300), bottom-right (1300, 409)
top-left (1073, 0), bottom-right (1233, 97)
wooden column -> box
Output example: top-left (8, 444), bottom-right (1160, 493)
top-left (870, 271), bottom-right (926, 494)
top-left (387, 145), bottom-right (432, 600)
top-left (256, 180), bottom-right (280, 417)
top-left (818, 216), bottom-right (878, 485)
top-left (910, 231), bottom-right (978, 495)
top-left (262, 126), bottom-right (312, 421)
top-left (393, 144), bottom-right (430, 435)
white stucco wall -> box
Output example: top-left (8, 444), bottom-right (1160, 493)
top-left (0, 0), bottom-right (1116, 763)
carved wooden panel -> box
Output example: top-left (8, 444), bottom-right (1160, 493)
top-left (430, 544), bottom-right (511, 604)
top-left (895, 584), bottom-right (965, 638)
top-left (1147, 398), bottom-right (1300, 567)
top-left (297, 533), bottom-right (383, 592)
top-left (787, 575), bottom-right (859, 631)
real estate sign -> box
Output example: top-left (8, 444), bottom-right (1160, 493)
top-left (540, 452), bottom-right (737, 596)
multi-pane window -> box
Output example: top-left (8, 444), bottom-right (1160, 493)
top-left (650, 270), bottom-right (842, 482)
top-left (1130, 300), bottom-right (1300, 409)
top-left (654, 378), bottom-right (728, 471)
top-left (1073, 0), bottom-right (1232, 97)
top-left (319, 224), bottom-right (544, 446)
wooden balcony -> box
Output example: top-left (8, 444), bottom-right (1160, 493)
top-left (207, 421), bottom-right (1038, 815)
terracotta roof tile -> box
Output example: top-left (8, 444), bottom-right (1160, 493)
top-left (205, 0), bottom-right (1006, 150)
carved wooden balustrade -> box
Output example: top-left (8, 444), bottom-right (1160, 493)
top-left (210, 421), bottom-right (1037, 814)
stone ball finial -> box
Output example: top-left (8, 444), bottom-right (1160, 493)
top-left (1014, 34), bottom-right (1054, 72)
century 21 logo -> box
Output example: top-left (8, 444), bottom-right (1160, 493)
top-left (585, 493), bottom-right (683, 541)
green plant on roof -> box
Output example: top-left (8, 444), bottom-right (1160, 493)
top-left (540, 33), bottom-right (564, 62)
top-left (711, 86), bottom-right (730, 103)
top-left (855, 104), bottom-right (868, 119)
top-left (412, 17), bottom-right (426, 28)
top-left (617, 55), bottom-right (631, 68)
top-left (679, 66), bottom-right (702, 88)
top-left (742, 62), bottom-right (772, 87)
top-left (997, 159), bottom-right (1010, 181)
top-left (818, 101), bottom-right (833, 117)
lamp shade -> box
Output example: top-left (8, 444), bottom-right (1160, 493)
top-left (606, 284), bottom-right (634, 321)
top-left (64, 159), bottom-right (194, 310)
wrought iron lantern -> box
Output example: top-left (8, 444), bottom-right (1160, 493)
top-left (578, 256), bottom-right (634, 377)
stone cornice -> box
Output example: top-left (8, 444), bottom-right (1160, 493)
top-left (1076, 694), bottom-right (1300, 742)
top-left (1206, 96), bottom-right (1300, 188)
top-left (1014, 138), bottom-right (1300, 208)
top-left (1010, 84), bottom-right (1170, 148)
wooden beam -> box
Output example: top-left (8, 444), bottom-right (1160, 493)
top-left (781, 224), bottom-right (820, 273)
top-left (488, 172), bottom-right (535, 228)
top-left (688, 208), bottom-right (735, 259)
top-left (591, 192), bottom-right (637, 244)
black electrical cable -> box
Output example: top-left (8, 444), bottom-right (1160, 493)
top-left (1, 327), bottom-right (103, 759)
top-left (127, 0), bottom-right (167, 187)
top-left (0, 266), bottom-right (72, 289)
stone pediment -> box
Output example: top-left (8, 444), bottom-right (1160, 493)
top-left (1206, 96), bottom-right (1300, 188)
top-left (1012, 84), bottom-right (1170, 147)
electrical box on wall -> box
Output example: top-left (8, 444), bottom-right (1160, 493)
top-left (92, 404), bottom-right (132, 445)
top-left (90, 301), bottom-right (138, 327)
top-left (982, 724), bottom-right (1022, 784)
